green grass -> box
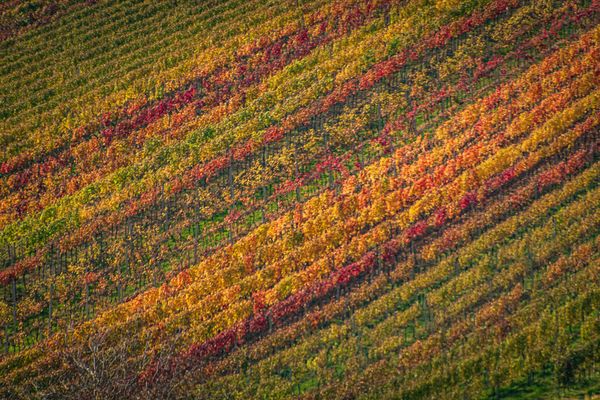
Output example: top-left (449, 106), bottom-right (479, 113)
top-left (491, 371), bottom-right (600, 400)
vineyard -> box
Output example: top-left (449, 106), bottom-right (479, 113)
top-left (0, 0), bottom-right (599, 398)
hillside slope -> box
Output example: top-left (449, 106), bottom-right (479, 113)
top-left (0, 0), bottom-right (599, 399)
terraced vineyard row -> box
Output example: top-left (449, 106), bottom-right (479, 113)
top-left (0, 0), bottom-right (598, 399)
